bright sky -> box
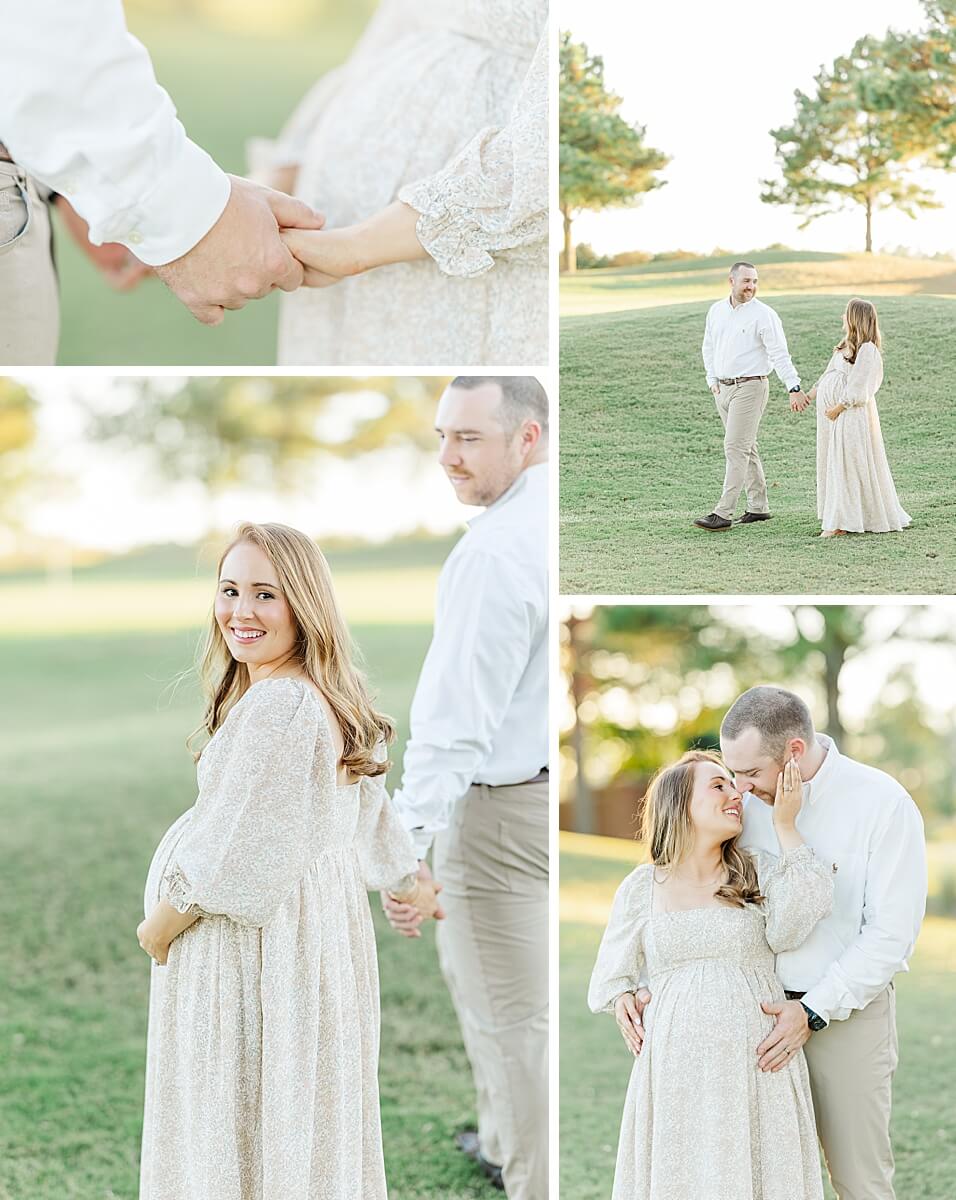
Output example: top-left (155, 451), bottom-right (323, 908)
top-left (12, 377), bottom-right (477, 554)
top-left (560, 602), bottom-right (956, 728)
top-left (562, 0), bottom-right (956, 256)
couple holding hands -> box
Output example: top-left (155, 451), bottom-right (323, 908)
top-left (1, 0), bottom-right (547, 366)
top-left (694, 263), bottom-right (911, 538)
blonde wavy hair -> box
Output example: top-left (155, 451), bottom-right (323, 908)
top-left (641, 750), bottom-right (763, 908)
top-left (836, 297), bottom-right (882, 364)
top-left (189, 522), bottom-right (395, 776)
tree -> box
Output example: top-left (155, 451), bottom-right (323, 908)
top-left (0, 380), bottom-right (40, 536)
top-left (82, 377), bottom-right (446, 501)
top-left (762, 32), bottom-right (948, 252)
top-left (559, 33), bottom-right (668, 273)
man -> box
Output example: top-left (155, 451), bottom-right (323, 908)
top-left (0, 0), bottom-right (325, 363)
top-left (694, 262), bottom-right (810, 531)
top-left (724, 686), bottom-right (926, 1200)
top-left (384, 378), bottom-right (549, 1200)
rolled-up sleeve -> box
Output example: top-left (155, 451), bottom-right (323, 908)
top-left (0, 0), bottom-right (230, 264)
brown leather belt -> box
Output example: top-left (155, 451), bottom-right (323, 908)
top-left (718, 375), bottom-right (767, 385)
top-left (483, 768), bottom-right (548, 788)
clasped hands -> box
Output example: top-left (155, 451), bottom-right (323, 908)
top-left (381, 861), bottom-right (446, 939)
top-left (64, 173), bottom-right (425, 326)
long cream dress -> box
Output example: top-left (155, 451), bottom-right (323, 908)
top-left (258, 0), bottom-right (548, 366)
top-left (139, 677), bottom-right (419, 1200)
top-left (815, 341), bottom-right (911, 533)
top-left (589, 848), bottom-right (833, 1200)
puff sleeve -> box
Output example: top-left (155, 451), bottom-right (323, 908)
top-left (843, 342), bottom-right (883, 408)
top-left (163, 679), bottom-right (324, 927)
top-left (753, 846), bottom-right (833, 954)
top-left (588, 865), bottom-right (653, 1014)
top-left (397, 32), bottom-right (547, 278)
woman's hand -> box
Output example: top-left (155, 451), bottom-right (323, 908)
top-left (615, 988), bottom-right (652, 1056)
top-left (137, 917), bottom-right (172, 966)
top-left (137, 899), bottom-right (200, 966)
top-left (280, 227), bottom-right (365, 287)
top-left (825, 403), bottom-right (845, 422)
top-left (281, 201), bottom-right (428, 288)
top-left (773, 757), bottom-right (804, 850)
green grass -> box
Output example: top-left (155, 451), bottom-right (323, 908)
top-left (559, 292), bottom-right (956, 594)
top-left (0, 570), bottom-right (492, 1197)
top-left (559, 836), bottom-right (956, 1200)
top-left (55, 10), bottom-right (372, 365)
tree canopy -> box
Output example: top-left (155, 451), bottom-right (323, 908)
top-left (762, 6), bottom-right (956, 251)
top-left (559, 33), bottom-right (668, 272)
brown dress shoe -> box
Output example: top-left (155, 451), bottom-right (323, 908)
top-left (693, 513), bottom-right (732, 531)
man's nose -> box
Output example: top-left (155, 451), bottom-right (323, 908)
top-left (736, 778), bottom-right (753, 793)
top-left (438, 442), bottom-right (460, 467)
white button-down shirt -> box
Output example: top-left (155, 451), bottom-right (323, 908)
top-left (702, 296), bottom-right (801, 390)
top-left (741, 736), bottom-right (927, 1024)
top-left (392, 462), bottom-right (548, 858)
top-left (0, 1), bottom-right (230, 264)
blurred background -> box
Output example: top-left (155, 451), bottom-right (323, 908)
top-left (0, 375), bottom-right (493, 1199)
top-left (55, 0), bottom-right (377, 365)
top-left (559, 603), bottom-right (956, 1200)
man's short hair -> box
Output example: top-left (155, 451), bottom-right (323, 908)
top-left (730, 261), bottom-right (757, 277)
top-left (450, 376), bottom-right (549, 437)
top-left (720, 686), bottom-right (815, 760)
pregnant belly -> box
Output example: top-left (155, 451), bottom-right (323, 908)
top-left (646, 964), bottom-right (783, 1063)
top-left (817, 370), bottom-right (847, 408)
top-left (143, 810), bottom-right (192, 917)
top-left (298, 31), bottom-right (528, 221)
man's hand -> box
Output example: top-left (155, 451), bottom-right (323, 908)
top-left (382, 861), bottom-right (446, 939)
top-left (825, 404), bottom-right (845, 422)
top-left (153, 175), bottom-right (325, 325)
top-left (757, 999), bottom-right (810, 1071)
top-left (710, 383), bottom-right (721, 397)
top-left (614, 987), bottom-right (652, 1056)
top-left (789, 389), bottom-right (811, 412)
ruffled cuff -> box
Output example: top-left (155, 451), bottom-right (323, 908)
top-left (386, 871), bottom-right (420, 902)
top-left (589, 979), bottom-right (636, 1016)
top-left (163, 863), bottom-right (200, 916)
top-left (762, 844), bottom-right (822, 881)
top-left (399, 171), bottom-right (498, 278)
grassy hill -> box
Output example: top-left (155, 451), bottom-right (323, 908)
top-left (559, 291), bottom-right (956, 594)
top-left (559, 835), bottom-right (956, 1200)
top-left (561, 250), bottom-right (956, 319)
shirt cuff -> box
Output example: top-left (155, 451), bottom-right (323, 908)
top-left (92, 137), bottom-right (231, 266)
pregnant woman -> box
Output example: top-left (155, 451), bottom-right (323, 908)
top-left (136, 522), bottom-right (440, 1200)
top-left (589, 751), bottom-right (832, 1200)
top-left (810, 298), bottom-right (911, 538)
top-left (251, 0), bottom-right (547, 366)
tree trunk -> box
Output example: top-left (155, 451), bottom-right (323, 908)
top-left (561, 206), bottom-right (576, 274)
top-left (865, 197), bottom-right (873, 254)
top-left (566, 615), bottom-right (595, 833)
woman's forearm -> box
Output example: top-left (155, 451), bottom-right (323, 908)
top-left (351, 201), bottom-right (429, 272)
top-left (138, 898), bottom-right (200, 964)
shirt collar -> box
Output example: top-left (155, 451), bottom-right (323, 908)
top-left (728, 293), bottom-right (756, 311)
top-left (467, 460), bottom-right (548, 529)
top-left (803, 734), bottom-right (839, 806)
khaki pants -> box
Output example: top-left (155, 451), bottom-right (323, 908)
top-left (713, 377), bottom-right (770, 518)
top-left (432, 781), bottom-right (549, 1200)
top-left (0, 162), bottom-right (59, 365)
top-left (803, 986), bottom-right (899, 1200)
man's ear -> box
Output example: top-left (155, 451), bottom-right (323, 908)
top-left (788, 738), bottom-right (807, 761)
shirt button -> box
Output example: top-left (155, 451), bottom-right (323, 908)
top-left (128, 232), bottom-right (143, 245)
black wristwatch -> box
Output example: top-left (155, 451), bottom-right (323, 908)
top-left (789, 385), bottom-right (803, 393)
top-left (801, 1002), bottom-right (827, 1032)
